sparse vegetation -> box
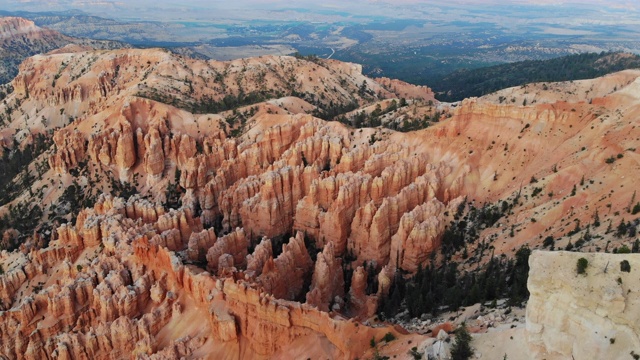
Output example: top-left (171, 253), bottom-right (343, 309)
top-left (380, 243), bottom-right (531, 319)
top-left (382, 332), bottom-right (396, 342)
top-left (577, 257), bottom-right (588, 275)
top-left (430, 52), bottom-right (640, 102)
top-left (0, 200), bottom-right (43, 250)
top-left (543, 236), bottom-right (555, 248)
top-left (532, 187), bottom-right (543, 197)
top-left (110, 178), bottom-right (138, 199)
top-left (139, 89), bottom-right (278, 115)
top-left (163, 169), bottom-right (184, 209)
top-left (450, 324), bottom-right (474, 360)
top-left (408, 347), bottom-right (422, 360)
top-left (620, 260), bottom-right (631, 273)
top-left (0, 133), bottom-right (53, 205)
top-left (618, 245), bottom-right (632, 254)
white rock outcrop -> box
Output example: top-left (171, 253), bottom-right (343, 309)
top-left (526, 251), bottom-right (640, 360)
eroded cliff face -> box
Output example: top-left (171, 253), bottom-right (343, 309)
top-left (0, 195), bottom-right (400, 359)
top-left (43, 100), bottom-right (464, 277)
top-left (527, 251), bottom-right (640, 360)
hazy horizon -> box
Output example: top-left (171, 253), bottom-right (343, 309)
top-left (2, 0), bottom-right (639, 78)
top-left (4, 0), bottom-right (640, 23)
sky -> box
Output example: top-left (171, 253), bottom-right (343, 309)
top-left (2, 0), bottom-right (638, 24)
top-left (5, 0), bottom-right (639, 12)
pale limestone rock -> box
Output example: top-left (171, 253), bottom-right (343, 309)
top-left (526, 251), bottom-right (640, 360)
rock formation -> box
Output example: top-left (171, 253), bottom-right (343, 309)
top-left (187, 228), bottom-right (217, 262)
top-left (306, 242), bottom-right (344, 312)
top-left (348, 266), bottom-right (378, 319)
top-left (257, 232), bottom-right (313, 300)
top-left (206, 228), bottom-right (248, 273)
top-left (245, 237), bottom-right (273, 279)
top-left (374, 76), bottom-right (436, 102)
top-left (527, 251), bottom-right (640, 360)
top-left (49, 129), bottom-right (87, 173)
top-left (143, 126), bottom-right (166, 177)
top-left (389, 198), bottom-right (449, 272)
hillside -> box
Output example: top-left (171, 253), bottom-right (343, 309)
top-left (0, 16), bottom-right (124, 84)
top-left (431, 52), bottom-right (640, 102)
top-left (0, 48), bottom-right (638, 358)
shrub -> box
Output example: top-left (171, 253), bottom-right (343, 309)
top-left (372, 349), bottom-right (390, 360)
top-left (577, 257), bottom-right (588, 275)
top-left (370, 337), bottom-right (376, 348)
top-left (382, 332), bottom-right (396, 342)
top-left (543, 236), bottom-right (554, 248)
top-left (532, 187), bottom-right (543, 197)
top-left (620, 260), bottom-right (631, 273)
top-left (408, 347), bottom-right (422, 360)
top-left (618, 245), bottom-right (631, 254)
top-left (451, 324), bottom-right (474, 360)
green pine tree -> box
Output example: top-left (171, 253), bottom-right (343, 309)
top-left (451, 324), bottom-right (474, 360)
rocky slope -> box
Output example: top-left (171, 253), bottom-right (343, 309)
top-left (0, 46), bottom-right (638, 358)
top-left (0, 16), bottom-right (124, 85)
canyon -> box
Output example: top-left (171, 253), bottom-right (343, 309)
top-left (0, 31), bottom-right (638, 359)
